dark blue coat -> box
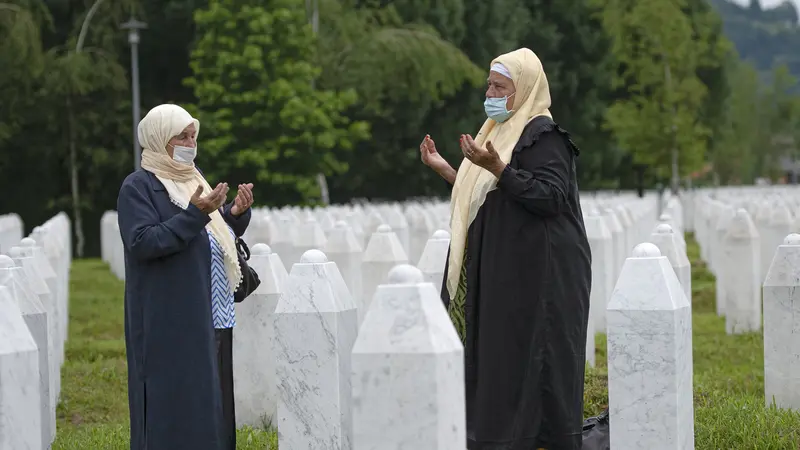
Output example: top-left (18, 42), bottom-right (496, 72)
top-left (117, 169), bottom-right (251, 450)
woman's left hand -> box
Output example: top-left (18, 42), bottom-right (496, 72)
top-left (230, 183), bottom-right (254, 216)
top-left (460, 134), bottom-right (505, 178)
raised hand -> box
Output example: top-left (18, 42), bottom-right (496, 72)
top-left (460, 134), bottom-right (505, 178)
top-left (420, 135), bottom-right (449, 172)
top-left (190, 183), bottom-right (229, 214)
top-left (230, 183), bottom-right (255, 216)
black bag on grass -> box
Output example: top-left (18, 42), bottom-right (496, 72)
top-left (581, 408), bottom-right (610, 450)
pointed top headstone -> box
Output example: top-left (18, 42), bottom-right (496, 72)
top-left (784, 233), bottom-right (800, 245)
top-left (252, 243), bottom-right (272, 255)
top-left (655, 223), bottom-right (673, 234)
top-left (726, 208), bottom-right (759, 240)
top-left (388, 264), bottom-right (424, 284)
top-left (432, 230), bottom-right (450, 240)
top-left (19, 237), bottom-right (37, 248)
top-left (632, 242), bottom-right (661, 258)
top-left (0, 255), bottom-right (14, 268)
top-left (300, 249), bottom-right (328, 263)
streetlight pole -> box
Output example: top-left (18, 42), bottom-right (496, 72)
top-left (306, 0), bottom-right (329, 205)
top-left (663, 53), bottom-right (679, 195)
top-left (121, 17), bottom-right (147, 171)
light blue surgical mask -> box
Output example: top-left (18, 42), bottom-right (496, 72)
top-left (484, 93), bottom-right (515, 123)
top-left (169, 144), bottom-right (197, 164)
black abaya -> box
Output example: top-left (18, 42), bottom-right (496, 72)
top-left (442, 117), bottom-right (592, 450)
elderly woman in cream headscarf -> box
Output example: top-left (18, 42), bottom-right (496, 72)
top-left (117, 104), bottom-right (253, 450)
top-left (420, 48), bottom-right (592, 450)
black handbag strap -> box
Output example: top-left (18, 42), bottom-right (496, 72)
top-left (236, 238), bottom-right (251, 261)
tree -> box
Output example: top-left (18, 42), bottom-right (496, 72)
top-left (0, 0), bottom-right (132, 257)
top-left (518, 0), bottom-right (618, 189)
top-left (186, 0), bottom-right (370, 206)
top-left (0, 0), bottom-right (48, 146)
top-left (593, 0), bottom-right (709, 190)
top-left (711, 57), bottom-right (761, 184)
top-left (755, 63), bottom-right (800, 179)
top-left (315, 0), bottom-right (485, 201)
top-left (685, 0), bottom-right (733, 174)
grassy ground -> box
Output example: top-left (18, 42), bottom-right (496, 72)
top-left (51, 260), bottom-right (276, 450)
top-left (584, 233), bottom-right (800, 449)
top-left (54, 234), bottom-right (800, 448)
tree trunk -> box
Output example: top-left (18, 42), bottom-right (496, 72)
top-left (67, 94), bottom-right (85, 258)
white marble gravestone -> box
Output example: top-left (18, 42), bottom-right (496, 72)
top-left (361, 224), bottom-right (408, 326)
top-left (755, 203), bottom-right (773, 282)
top-left (616, 205), bottom-right (635, 256)
top-left (378, 206), bottom-right (410, 256)
top-left (607, 243), bottom-right (694, 450)
top-left (274, 250), bottom-right (358, 450)
top-left (722, 208), bottom-right (761, 334)
top-left (18, 238), bottom-right (61, 369)
top-left (324, 221), bottom-right (364, 307)
top-left (416, 229), bottom-right (450, 290)
top-left (351, 264), bottom-right (465, 450)
top-left (0, 285), bottom-right (42, 450)
top-left (269, 215), bottom-right (294, 263)
top-left (233, 244), bottom-right (288, 428)
top-left (0, 256), bottom-right (53, 446)
top-left (585, 211), bottom-right (614, 333)
top-left (764, 204), bottom-right (792, 282)
top-left (602, 208), bottom-right (624, 284)
top-left (288, 217), bottom-right (327, 267)
top-left (762, 233), bottom-right (800, 410)
top-left (650, 224), bottom-right (692, 304)
top-left (8, 246), bottom-right (60, 400)
top-left (407, 205), bottom-right (436, 264)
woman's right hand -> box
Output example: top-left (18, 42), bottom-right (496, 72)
top-left (420, 135), bottom-right (449, 173)
top-left (190, 183), bottom-right (229, 214)
top-left (420, 135), bottom-right (457, 185)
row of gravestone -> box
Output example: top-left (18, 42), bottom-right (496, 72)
top-left (101, 192), bottom-right (671, 369)
top-left (97, 192), bottom-right (713, 449)
top-left (685, 187), bottom-right (800, 411)
top-left (0, 213), bottom-right (71, 450)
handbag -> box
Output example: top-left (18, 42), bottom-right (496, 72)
top-left (581, 408), bottom-right (609, 450)
top-left (233, 237), bottom-right (261, 303)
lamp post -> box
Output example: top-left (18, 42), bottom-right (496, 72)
top-left (121, 17), bottom-right (147, 171)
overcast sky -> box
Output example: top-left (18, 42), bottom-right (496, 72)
top-left (729, 0), bottom-right (797, 8)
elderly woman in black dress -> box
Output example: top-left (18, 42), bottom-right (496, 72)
top-left (420, 48), bottom-right (592, 450)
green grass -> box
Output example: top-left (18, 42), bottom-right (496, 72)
top-left (54, 235), bottom-right (800, 448)
top-left (51, 260), bottom-right (277, 449)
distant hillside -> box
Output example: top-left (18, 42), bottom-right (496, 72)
top-left (710, 0), bottom-right (800, 81)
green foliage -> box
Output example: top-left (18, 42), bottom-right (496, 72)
top-left (594, 0), bottom-right (710, 177)
top-left (185, 0), bottom-right (369, 205)
top-left (710, 0), bottom-right (800, 85)
top-left (518, 0), bottom-right (618, 189)
top-left (0, 1), bottom-right (48, 145)
top-left (316, 0), bottom-right (485, 201)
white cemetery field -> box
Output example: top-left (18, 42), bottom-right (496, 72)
top-left (6, 188), bottom-right (800, 449)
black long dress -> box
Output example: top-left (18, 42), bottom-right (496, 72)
top-left (442, 116), bottom-right (592, 450)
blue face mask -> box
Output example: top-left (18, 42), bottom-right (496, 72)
top-left (484, 93), bottom-right (515, 123)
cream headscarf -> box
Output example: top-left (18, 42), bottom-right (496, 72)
top-left (446, 48), bottom-right (553, 300)
top-left (138, 104), bottom-right (242, 292)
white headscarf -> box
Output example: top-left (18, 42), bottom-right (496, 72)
top-left (138, 104), bottom-right (242, 291)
